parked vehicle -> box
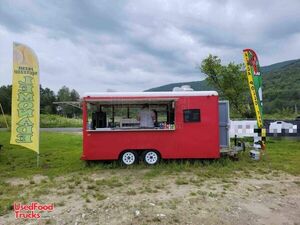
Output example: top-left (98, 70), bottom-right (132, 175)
top-left (269, 121), bottom-right (294, 133)
top-left (81, 91), bottom-right (231, 165)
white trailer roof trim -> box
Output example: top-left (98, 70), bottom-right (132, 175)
top-left (83, 91), bottom-right (218, 98)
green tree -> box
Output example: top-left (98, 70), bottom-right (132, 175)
top-left (200, 54), bottom-right (253, 117)
top-left (57, 86), bottom-right (71, 102)
top-left (70, 89), bottom-right (81, 117)
top-left (0, 85), bottom-right (12, 114)
top-left (70, 89), bottom-right (80, 101)
top-left (57, 86), bottom-right (81, 117)
top-left (40, 86), bottom-right (57, 114)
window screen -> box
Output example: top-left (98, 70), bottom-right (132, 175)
top-left (183, 109), bottom-right (200, 122)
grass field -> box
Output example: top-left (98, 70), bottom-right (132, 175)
top-left (0, 132), bottom-right (299, 216)
top-left (0, 132), bottom-right (299, 180)
top-left (0, 114), bottom-right (82, 128)
top-left (0, 132), bottom-right (299, 179)
top-left (0, 132), bottom-right (300, 179)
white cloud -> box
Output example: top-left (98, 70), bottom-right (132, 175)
top-left (0, 0), bottom-right (300, 95)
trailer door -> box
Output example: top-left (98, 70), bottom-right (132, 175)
top-left (219, 101), bottom-right (230, 148)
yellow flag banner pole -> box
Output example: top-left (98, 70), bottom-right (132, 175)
top-left (10, 43), bottom-right (40, 166)
top-left (243, 51), bottom-right (263, 128)
top-left (243, 49), bottom-right (266, 159)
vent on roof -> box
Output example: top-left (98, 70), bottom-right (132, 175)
top-left (172, 85), bottom-right (194, 92)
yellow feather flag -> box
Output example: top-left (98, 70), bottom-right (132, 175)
top-left (10, 43), bottom-right (40, 154)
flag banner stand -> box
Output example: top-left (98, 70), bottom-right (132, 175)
top-left (243, 48), bottom-right (266, 159)
top-left (10, 42), bottom-right (40, 166)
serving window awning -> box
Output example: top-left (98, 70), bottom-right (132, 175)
top-left (85, 98), bottom-right (178, 105)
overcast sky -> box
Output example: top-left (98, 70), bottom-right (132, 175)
top-left (1, 0), bottom-right (300, 94)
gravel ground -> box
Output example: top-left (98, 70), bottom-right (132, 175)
top-left (1, 170), bottom-right (300, 225)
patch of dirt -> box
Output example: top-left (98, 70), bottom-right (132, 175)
top-left (5, 175), bottom-right (48, 186)
top-left (1, 171), bottom-right (300, 225)
top-left (5, 178), bottom-right (29, 186)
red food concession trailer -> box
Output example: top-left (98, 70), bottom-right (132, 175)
top-left (81, 91), bottom-right (230, 165)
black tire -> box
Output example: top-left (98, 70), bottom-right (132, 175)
top-left (142, 150), bottom-right (160, 165)
top-left (119, 151), bottom-right (138, 166)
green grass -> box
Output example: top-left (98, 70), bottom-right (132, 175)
top-left (0, 114), bottom-right (82, 128)
top-left (262, 139), bottom-right (300, 175)
top-left (0, 132), bottom-right (299, 180)
top-left (175, 177), bottom-right (189, 185)
top-left (264, 113), bottom-right (297, 120)
top-left (40, 114), bottom-right (82, 128)
top-left (95, 177), bottom-right (123, 188)
top-left (0, 131), bottom-right (85, 179)
top-left (0, 131), bottom-right (299, 215)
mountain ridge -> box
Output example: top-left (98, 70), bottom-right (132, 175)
top-left (145, 58), bottom-right (300, 114)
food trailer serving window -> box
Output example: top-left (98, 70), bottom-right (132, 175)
top-left (86, 98), bottom-right (177, 131)
top-left (183, 109), bottom-right (200, 122)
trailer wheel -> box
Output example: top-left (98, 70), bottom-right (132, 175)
top-left (120, 151), bottom-right (137, 166)
top-left (143, 150), bottom-right (160, 165)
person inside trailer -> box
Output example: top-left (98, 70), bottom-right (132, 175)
top-left (137, 104), bottom-right (156, 128)
top-left (92, 106), bottom-right (107, 129)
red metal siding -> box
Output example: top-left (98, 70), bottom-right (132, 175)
top-left (81, 95), bottom-right (220, 160)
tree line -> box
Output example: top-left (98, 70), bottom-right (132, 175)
top-left (0, 85), bottom-right (81, 118)
top-left (200, 55), bottom-right (300, 117)
top-left (200, 54), bottom-right (255, 118)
